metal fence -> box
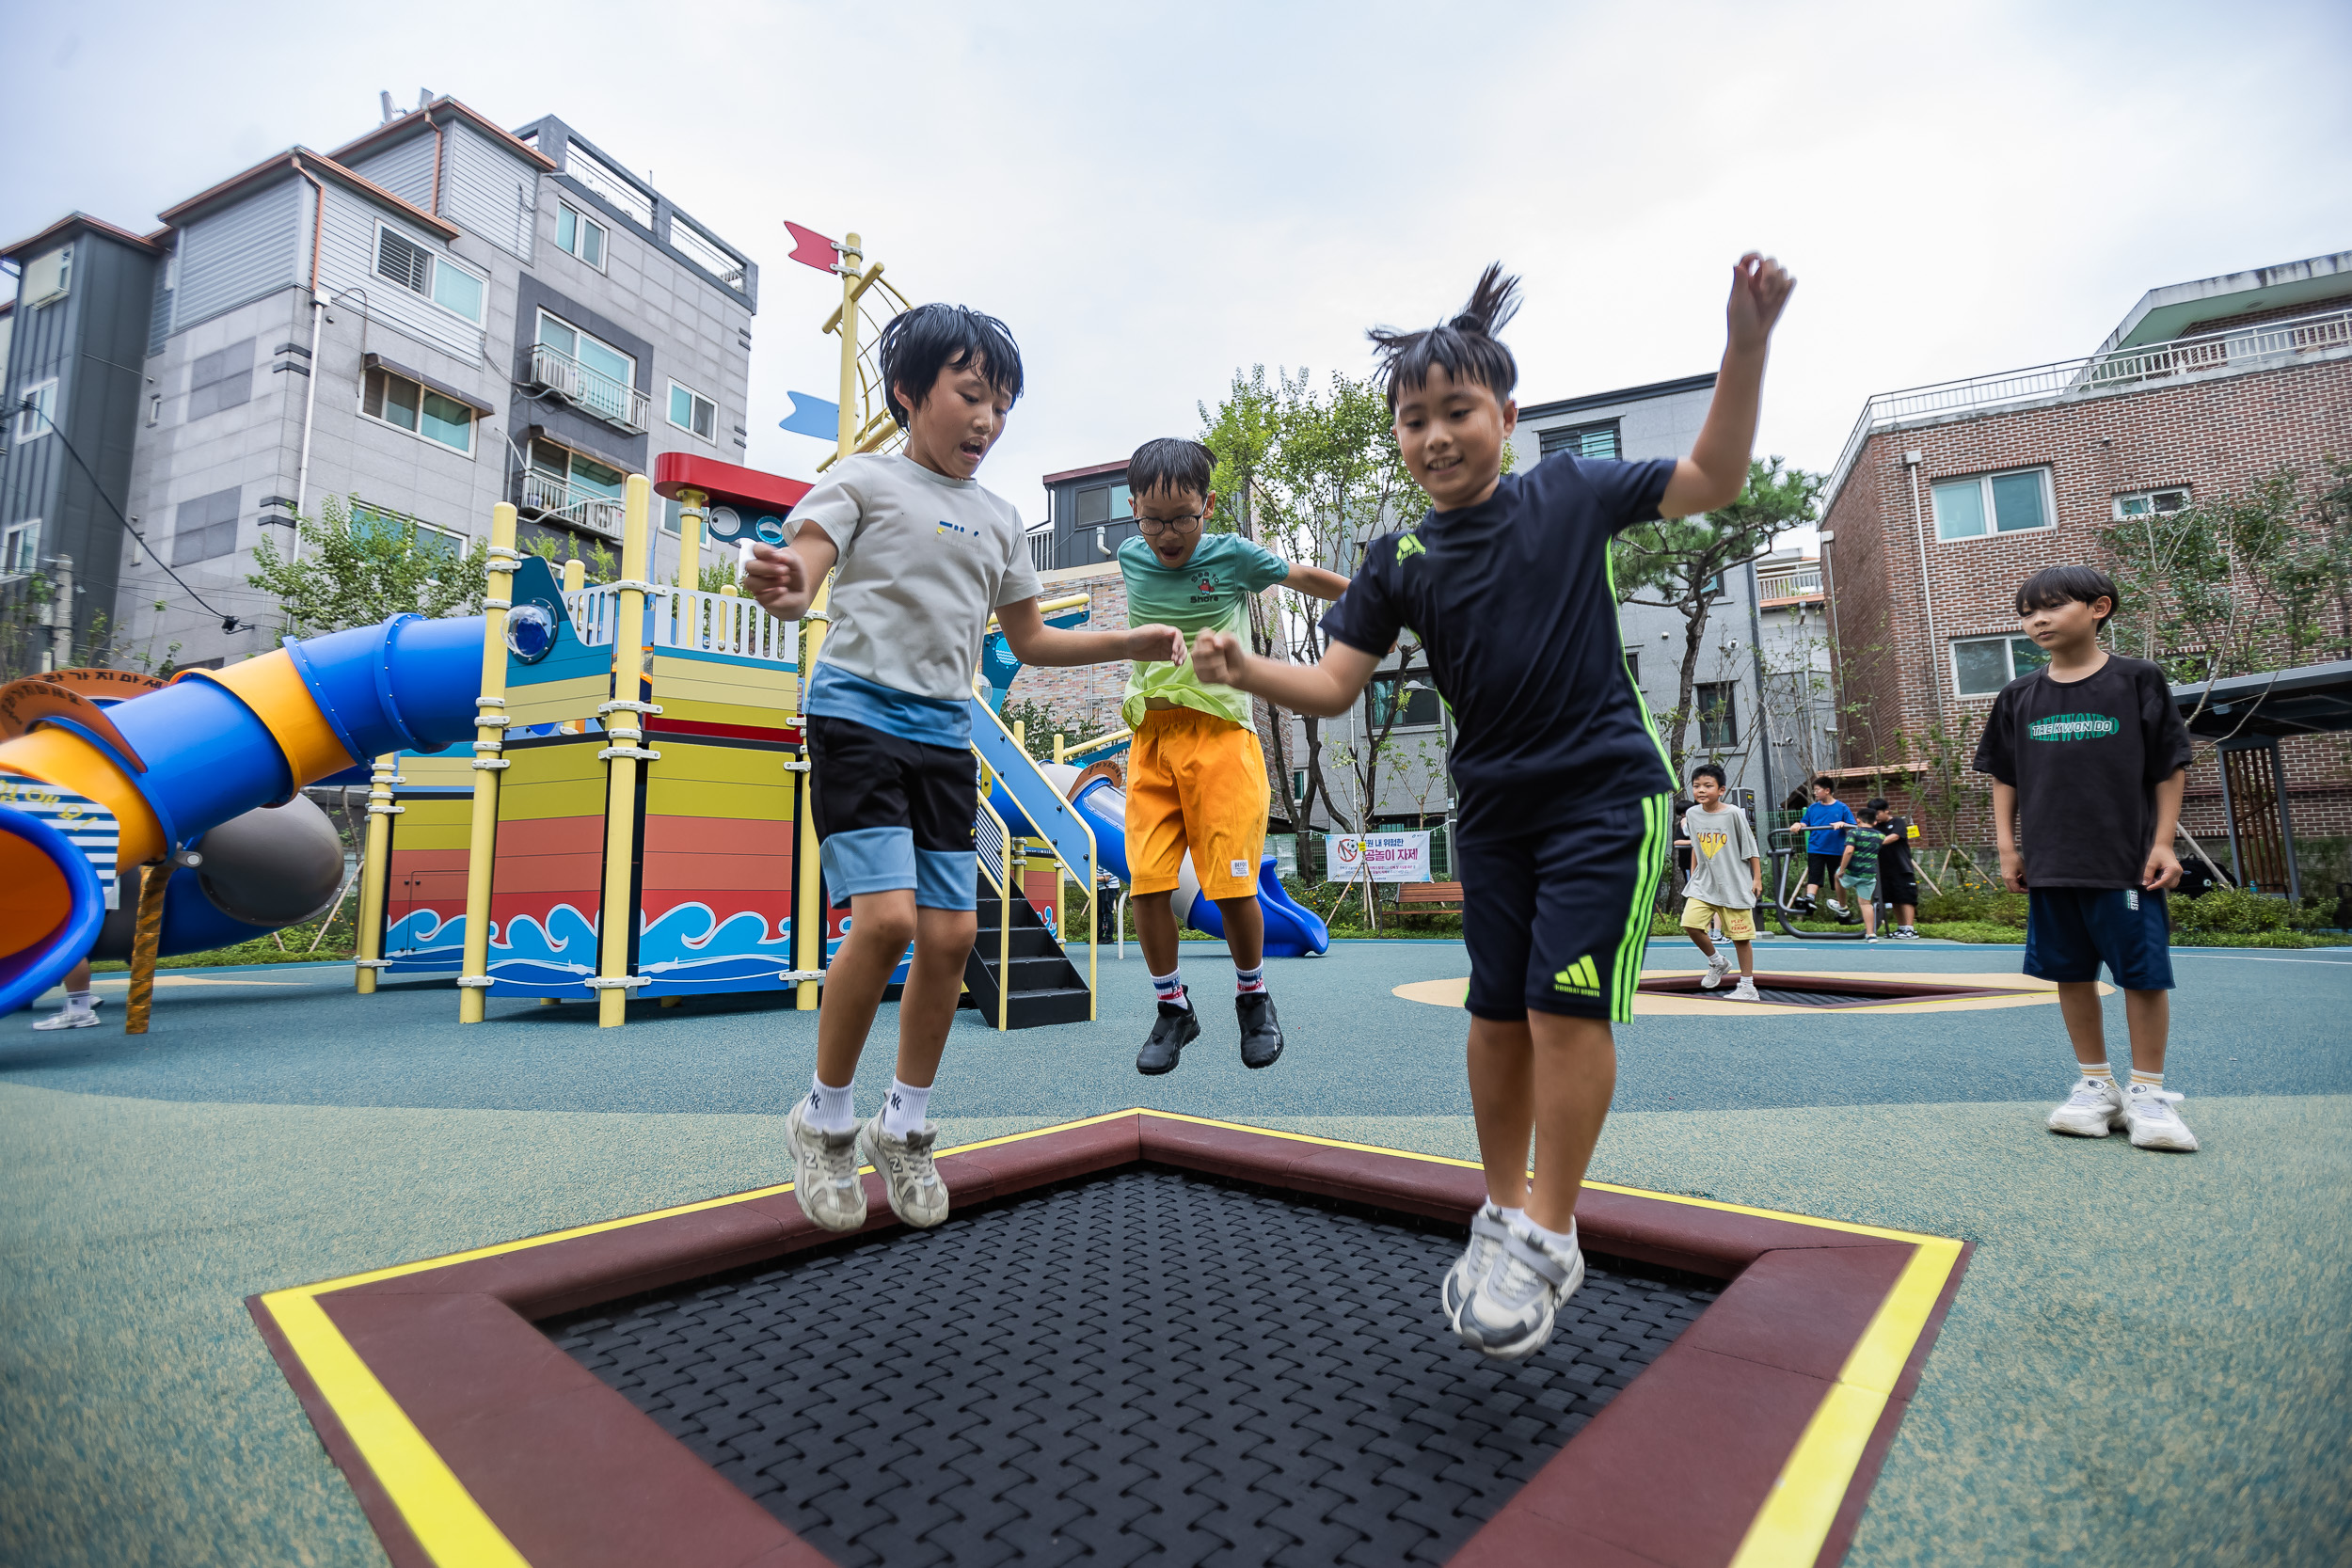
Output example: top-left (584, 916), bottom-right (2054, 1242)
top-left (569, 584), bottom-right (796, 665)
top-left (528, 341), bottom-right (651, 433)
top-left (520, 469), bottom-right (627, 538)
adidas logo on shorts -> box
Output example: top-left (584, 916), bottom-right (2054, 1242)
top-left (1553, 956), bottom-right (1601, 997)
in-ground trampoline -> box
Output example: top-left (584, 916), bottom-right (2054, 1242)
top-left (250, 1112), bottom-right (1969, 1568)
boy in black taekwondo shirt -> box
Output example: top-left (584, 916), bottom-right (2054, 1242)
top-left (1194, 255), bottom-right (1795, 1360)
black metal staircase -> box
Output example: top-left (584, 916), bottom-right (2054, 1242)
top-left (963, 873), bottom-right (1091, 1028)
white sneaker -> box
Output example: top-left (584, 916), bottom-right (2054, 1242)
top-left (1458, 1222), bottom-right (1584, 1361)
top-left (1893, 927), bottom-right (1922, 941)
top-left (1729, 976), bottom-right (1760, 1002)
top-left (1700, 950), bottom-right (1735, 990)
top-left (2047, 1076), bottom-right (2124, 1138)
top-left (31, 1000), bottom-right (101, 1031)
top-left (1443, 1203), bottom-right (1515, 1330)
top-left (856, 1114), bottom-right (950, 1227)
top-left (2122, 1085), bottom-right (2200, 1152)
top-left (1826, 900), bottom-right (1848, 917)
top-left (786, 1099), bottom-right (869, 1231)
top-left (1863, 933), bottom-right (1881, 943)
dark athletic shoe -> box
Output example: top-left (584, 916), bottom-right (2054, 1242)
top-left (1237, 990), bottom-right (1284, 1069)
top-left (1136, 1000), bottom-right (1200, 1075)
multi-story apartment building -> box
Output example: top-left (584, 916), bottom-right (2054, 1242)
top-left (1818, 249), bottom-right (2352, 881)
top-left (0, 96), bottom-right (757, 673)
top-left (1750, 546), bottom-right (1840, 802)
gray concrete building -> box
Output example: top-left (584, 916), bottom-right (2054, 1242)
top-left (3, 96), bottom-right (758, 673)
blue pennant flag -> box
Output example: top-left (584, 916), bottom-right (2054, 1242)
top-left (778, 391), bottom-right (841, 440)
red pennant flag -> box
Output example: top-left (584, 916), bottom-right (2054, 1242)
top-left (784, 220), bottom-right (839, 274)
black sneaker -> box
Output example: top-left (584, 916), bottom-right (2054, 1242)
top-left (1136, 1000), bottom-right (1200, 1075)
top-left (1237, 990), bottom-right (1284, 1069)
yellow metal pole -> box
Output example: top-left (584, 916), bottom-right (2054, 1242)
top-left (457, 502), bottom-right (518, 1022)
top-left (355, 752), bottom-right (398, 994)
top-left (563, 558), bottom-right (585, 595)
top-left (677, 484), bottom-right (707, 590)
top-left (794, 229), bottom-right (862, 1011)
top-left (596, 475), bottom-right (656, 1027)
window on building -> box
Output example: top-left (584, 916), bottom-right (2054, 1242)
top-left (2113, 486), bottom-right (2190, 520)
top-left (13, 378), bottom-right (57, 441)
top-left (186, 340), bottom-right (255, 421)
top-left (171, 487), bottom-right (242, 566)
top-left (23, 246), bottom-right (72, 306)
top-left (361, 364), bottom-right (475, 454)
top-left (1696, 681), bottom-right (1739, 748)
top-left (526, 439), bottom-right (628, 532)
top-left (1624, 650), bottom-right (1640, 684)
top-left (555, 202), bottom-right (607, 268)
top-left (1932, 467), bottom-right (2052, 541)
top-left (1540, 420), bottom-right (1621, 460)
top-left (1951, 633), bottom-right (2051, 697)
top-left (668, 381), bottom-right (717, 441)
top-left (535, 311), bottom-right (637, 423)
top-left (374, 225), bottom-right (485, 324)
top-left (2, 518), bottom-right (40, 578)
top-left (1073, 482), bottom-right (1133, 526)
top-left (1369, 673), bottom-right (1442, 730)
top-left (350, 499), bottom-right (462, 558)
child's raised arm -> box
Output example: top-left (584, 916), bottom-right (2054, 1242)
top-left (1192, 629), bottom-right (1377, 720)
top-left (1660, 253), bottom-right (1796, 520)
top-left (998, 596), bottom-right (1184, 670)
top-left (1282, 562), bottom-right (1351, 602)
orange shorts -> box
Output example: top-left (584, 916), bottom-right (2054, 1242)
top-left (1125, 706), bottom-right (1271, 901)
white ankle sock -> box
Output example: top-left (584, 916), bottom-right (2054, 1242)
top-left (1521, 1216), bottom-right (1577, 1252)
top-left (806, 1074), bottom-right (854, 1133)
top-left (1233, 962), bottom-right (1266, 995)
top-left (2079, 1061), bottom-right (2115, 1086)
top-left (2129, 1069), bottom-right (2163, 1093)
top-left (65, 990), bottom-right (92, 1013)
top-left (1493, 1205), bottom-right (1525, 1227)
top-left (882, 1078), bottom-right (931, 1137)
top-left (1152, 969), bottom-right (1189, 1009)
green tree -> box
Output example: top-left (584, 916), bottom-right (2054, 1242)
top-left (247, 495), bottom-right (489, 634)
top-left (1613, 456), bottom-right (1822, 780)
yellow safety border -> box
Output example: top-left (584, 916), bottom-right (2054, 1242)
top-left (257, 1106), bottom-right (1960, 1568)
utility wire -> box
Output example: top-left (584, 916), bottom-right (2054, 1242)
top-left (13, 395), bottom-right (246, 630)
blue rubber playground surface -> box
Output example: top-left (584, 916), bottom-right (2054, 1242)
top-left (3, 936), bottom-right (2347, 1565)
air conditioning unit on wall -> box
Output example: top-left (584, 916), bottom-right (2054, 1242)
top-left (24, 246), bottom-right (72, 307)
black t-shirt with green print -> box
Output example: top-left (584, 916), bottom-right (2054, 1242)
top-left (1971, 655), bottom-right (2193, 889)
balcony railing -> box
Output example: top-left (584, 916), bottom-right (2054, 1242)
top-left (569, 583), bottom-right (796, 667)
top-left (1026, 527), bottom-right (1057, 574)
top-left (528, 341), bottom-right (651, 433)
top-left (1757, 564), bottom-right (1823, 602)
top-left (519, 469), bottom-right (626, 538)
top-left (1825, 305), bottom-right (2352, 504)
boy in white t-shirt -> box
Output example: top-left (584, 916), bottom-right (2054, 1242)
top-left (1677, 763), bottom-right (1762, 1002)
top-left (746, 303), bottom-right (1182, 1234)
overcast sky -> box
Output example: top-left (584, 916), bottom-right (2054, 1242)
top-left (9, 1), bottom-right (2349, 528)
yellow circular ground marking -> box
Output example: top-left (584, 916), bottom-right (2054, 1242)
top-left (1391, 969), bottom-right (2113, 1016)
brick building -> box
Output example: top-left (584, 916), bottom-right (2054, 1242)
top-left (1817, 249), bottom-right (2352, 889)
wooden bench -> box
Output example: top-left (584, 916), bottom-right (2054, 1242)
top-left (1397, 881), bottom-right (1464, 911)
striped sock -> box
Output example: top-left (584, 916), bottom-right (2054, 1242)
top-left (1234, 963), bottom-right (1266, 996)
top-left (2130, 1069), bottom-right (2163, 1092)
top-left (1152, 970), bottom-right (1189, 1010)
top-left (2079, 1061), bottom-right (2115, 1085)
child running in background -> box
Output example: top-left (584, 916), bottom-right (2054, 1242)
top-left (1679, 764), bottom-right (1762, 1001)
top-left (1116, 438), bottom-right (1350, 1076)
top-left (1973, 564), bottom-right (2198, 1152)
top-left (747, 304), bottom-right (1184, 1233)
top-left (1196, 253), bottom-right (1795, 1358)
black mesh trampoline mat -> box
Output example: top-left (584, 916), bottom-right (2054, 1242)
top-left (549, 1166), bottom-right (1719, 1567)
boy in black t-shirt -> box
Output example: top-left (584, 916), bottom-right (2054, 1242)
top-left (1972, 565), bottom-right (2198, 1152)
top-left (1867, 797), bottom-right (1921, 939)
top-left (1195, 254), bottom-right (1796, 1358)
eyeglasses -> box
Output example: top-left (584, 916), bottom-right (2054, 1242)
top-left (1136, 513), bottom-right (1204, 536)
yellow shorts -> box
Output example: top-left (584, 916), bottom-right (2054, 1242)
top-left (1126, 706), bottom-right (1270, 901)
top-left (1680, 898), bottom-right (1756, 942)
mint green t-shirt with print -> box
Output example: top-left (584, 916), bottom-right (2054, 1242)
top-left (1118, 532), bottom-right (1291, 730)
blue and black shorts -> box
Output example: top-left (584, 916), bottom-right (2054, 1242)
top-left (1454, 792), bottom-right (1674, 1023)
top-left (2023, 886), bottom-right (2174, 991)
top-left (806, 714), bottom-right (977, 911)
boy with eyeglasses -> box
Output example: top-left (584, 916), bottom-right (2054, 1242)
top-left (1118, 438), bottom-right (1350, 1076)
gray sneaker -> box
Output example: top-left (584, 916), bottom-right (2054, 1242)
top-left (786, 1099), bottom-right (868, 1232)
top-left (1443, 1203), bottom-right (1516, 1331)
top-left (1458, 1222), bottom-right (1584, 1361)
top-left (856, 1115), bottom-right (950, 1228)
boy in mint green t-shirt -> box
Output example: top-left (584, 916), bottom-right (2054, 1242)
top-left (1118, 438), bottom-right (1349, 1077)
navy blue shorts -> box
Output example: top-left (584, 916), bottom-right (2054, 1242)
top-left (2023, 887), bottom-right (2174, 991)
top-left (1455, 792), bottom-right (1673, 1023)
top-left (807, 715), bottom-right (977, 910)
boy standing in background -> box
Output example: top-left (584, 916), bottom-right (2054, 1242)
top-left (1796, 776), bottom-right (1856, 919)
top-left (1840, 809), bottom-right (1883, 942)
top-left (1870, 798), bottom-right (1921, 939)
top-left (1678, 764), bottom-right (1762, 1001)
top-left (1118, 438), bottom-right (1350, 1075)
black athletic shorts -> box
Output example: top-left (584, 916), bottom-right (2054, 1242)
top-left (806, 714), bottom-right (977, 910)
top-left (1455, 792), bottom-right (1673, 1023)
top-left (1806, 850), bottom-right (1845, 886)
top-left (1880, 869), bottom-right (1919, 906)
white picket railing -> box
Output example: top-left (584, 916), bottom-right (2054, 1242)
top-left (568, 584), bottom-right (796, 665)
top-left (1757, 563), bottom-right (1823, 600)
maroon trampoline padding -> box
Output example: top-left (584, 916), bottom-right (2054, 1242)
top-left (251, 1111), bottom-right (1968, 1568)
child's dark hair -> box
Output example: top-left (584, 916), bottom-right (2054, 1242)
top-left (1367, 262), bottom-right (1522, 412)
top-left (1128, 438), bottom-right (1216, 500)
top-left (1866, 797), bottom-right (1890, 815)
top-left (2016, 564), bottom-right (2120, 626)
top-left (1813, 774), bottom-right (1836, 791)
top-left (878, 303), bottom-right (1024, 428)
top-left (1690, 762), bottom-right (1726, 787)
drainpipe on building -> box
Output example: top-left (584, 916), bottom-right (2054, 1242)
top-left (291, 158), bottom-right (329, 563)
top-left (1904, 450), bottom-right (1943, 724)
top-left (1819, 530), bottom-right (1841, 768)
top-left (1744, 554), bottom-right (1775, 822)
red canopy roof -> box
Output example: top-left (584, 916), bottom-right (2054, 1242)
top-left (653, 452), bottom-right (813, 512)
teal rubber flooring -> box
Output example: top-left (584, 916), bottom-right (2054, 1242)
top-left (3, 938), bottom-right (2346, 1565)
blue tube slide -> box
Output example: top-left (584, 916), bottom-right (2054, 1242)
top-left (1065, 775), bottom-right (1329, 958)
top-left (0, 810), bottom-right (106, 1013)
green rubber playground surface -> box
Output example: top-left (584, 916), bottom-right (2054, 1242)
top-left (3, 938), bottom-right (2346, 1565)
